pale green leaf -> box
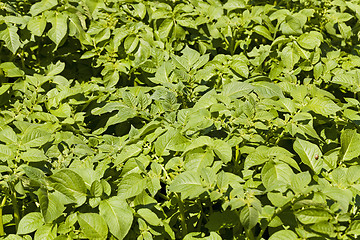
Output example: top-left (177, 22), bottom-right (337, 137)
top-left (0, 25), bottom-right (21, 54)
top-left (293, 138), bottom-right (324, 174)
top-left (29, 0), bottom-right (58, 16)
top-left (339, 129), bottom-right (360, 161)
top-left (77, 213), bottom-right (108, 239)
top-left (17, 212), bottom-right (44, 235)
top-left (99, 196), bottom-right (133, 240)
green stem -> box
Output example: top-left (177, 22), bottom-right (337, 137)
top-left (0, 195), bottom-right (7, 236)
top-left (176, 193), bottom-right (187, 237)
top-left (9, 184), bottom-right (20, 230)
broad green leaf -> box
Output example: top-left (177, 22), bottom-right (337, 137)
top-left (281, 44), bottom-right (300, 69)
top-left (169, 171), bottom-right (206, 200)
top-left (20, 149), bottom-right (47, 162)
top-left (0, 62), bottom-right (24, 77)
top-left (239, 206), bottom-right (258, 230)
top-left (17, 212), bottom-right (44, 235)
top-left (297, 31), bottom-right (323, 49)
top-left (290, 171), bottom-right (311, 194)
top-left (29, 0), bottom-right (58, 16)
top-left (0, 126), bottom-right (17, 144)
top-left (339, 129), bottom-right (360, 161)
top-left (213, 140), bottom-right (232, 163)
top-left (309, 221), bottom-right (335, 237)
top-left (295, 208), bottom-right (332, 224)
top-left (293, 138), bottom-right (324, 173)
top-left (223, 0), bottom-right (246, 10)
top-left (280, 15), bottom-right (303, 35)
top-left (49, 103), bottom-right (71, 118)
top-left (222, 82), bottom-right (253, 99)
top-left (307, 97), bottom-right (340, 116)
top-left (322, 186), bottom-right (352, 212)
top-left (37, 189), bottom-right (65, 223)
top-left (115, 145), bottom-right (142, 165)
top-left (49, 169), bottom-right (87, 206)
top-left (85, 0), bottom-right (105, 16)
top-left (34, 224), bottom-right (57, 240)
top-left (137, 208), bottom-right (162, 226)
top-left (261, 161), bottom-right (293, 191)
top-left (99, 196), bottom-right (133, 240)
top-left (27, 15), bottom-right (47, 36)
top-left (21, 128), bottom-right (52, 148)
top-left (47, 12), bottom-right (68, 46)
top-left (183, 136), bottom-right (214, 154)
top-left (253, 25), bottom-right (273, 40)
top-left (230, 60), bottom-right (249, 78)
top-left (348, 220), bottom-right (360, 235)
top-left (117, 173), bottom-right (147, 199)
top-left (46, 61), bottom-right (65, 76)
top-left (269, 230), bottom-right (298, 240)
top-left (185, 150), bottom-right (214, 172)
top-left (253, 82), bottom-right (284, 99)
top-left (0, 25), bottom-right (21, 54)
top-left (158, 18), bottom-right (173, 40)
top-left (77, 213), bottom-right (108, 239)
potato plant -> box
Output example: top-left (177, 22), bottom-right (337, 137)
top-left (1, 0), bottom-right (360, 239)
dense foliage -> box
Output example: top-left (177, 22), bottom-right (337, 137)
top-left (2, 0), bottom-right (360, 239)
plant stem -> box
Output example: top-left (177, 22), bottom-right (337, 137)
top-left (9, 184), bottom-right (20, 230)
top-left (176, 193), bottom-right (187, 237)
top-left (0, 196), bottom-right (7, 236)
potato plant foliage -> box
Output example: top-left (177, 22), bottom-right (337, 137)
top-left (2, 0), bottom-right (360, 239)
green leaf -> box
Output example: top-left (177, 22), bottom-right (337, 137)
top-left (281, 44), bottom-right (300, 69)
top-left (253, 82), bottom-right (284, 99)
top-left (339, 129), bottom-right (360, 162)
top-left (85, 0), bottom-right (105, 16)
top-left (261, 161), bottom-right (293, 191)
top-left (46, 61), bottom-right (65, 76)
top-left (34, 224), bottom-right (57, 240)
top-left (158, 18), bottom-right (174, 40)
top-left (230, 60), bottom-right (249, 78)
top-left (297, 31), bottom-right (323, 49)
top-left (117, 173), bottom-right (147, 199)
top-left (21, 128), bottom-right (52, 148)
top-left (77, 213), bottom-right (108, 239)
top-left (0, 126), bottom-right (17, 144)
top-left (20, 149), bottom-right (47, 162)
top-left (99, 196), bottom-right (133, 240)
top-left (29, 0), bottom-right (58, 16)
top-left (253, 25), bottom-right (273, 40)
top-left (49, 169), bottom-right (87, 206)
top-left (348, 220), bottom-right (360, 235)
top-left (269, 230), bottom-right (298, 240)
top-left (37, 189), bottom-right (65, 223)
top-left (47, 12), bottom-right (68, 46)
top-left (213, 140), bottom-right (232, 163)
top-left (239, 206), bottom-right (258, 230)
top-left (27, 15), bottom-right (47, 37)
top-left (169, 171), bottom-right (206, 200)
top-left (293, 138), bottom-right (324, 174)
top-left (307, 97), bottom-right (341, 116)
top-left (184, 150), bottom-right (214, 172)
top-left (295, 208), bottom-right (332, 224)
top-left (137, 208), bottom-right (162, 226)
top-left (0, 62), bottom-right (24, 77)
top-left (17, 212), bottom-right (44, 235)
top-left (280, 15), bottom-right (303, 35)
top-left (0, 25), bottom-right (21, 54)
top-left (222, 82), bottom-right (253, 100)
